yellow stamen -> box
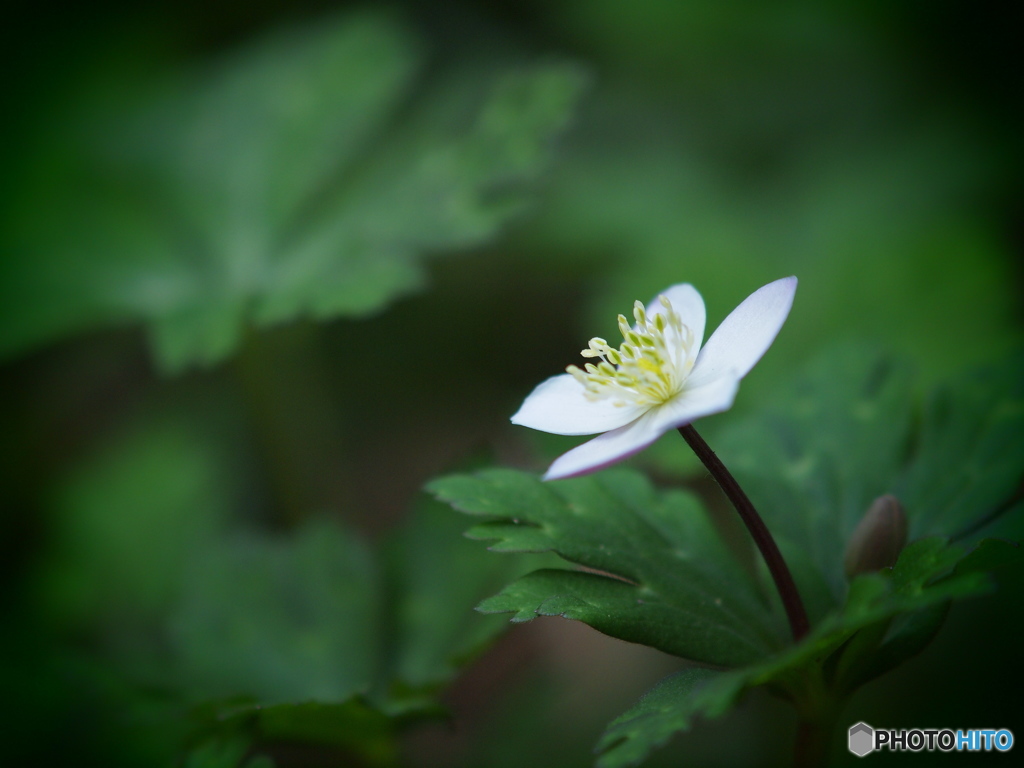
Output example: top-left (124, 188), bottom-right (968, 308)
top-left (567, 295), bottom-right (697, 407)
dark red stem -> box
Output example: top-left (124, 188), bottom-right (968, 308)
top-left (678, 424), bottom-right (810, 642)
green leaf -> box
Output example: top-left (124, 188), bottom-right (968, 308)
top-left (385, 497), bottom-right (528, 697)
top-left (832, 602), bottom-right (950, 694)
top-left (595, 535), bottom-right (1006, 767)
top-left (255, 699), bottom-right (400, 754)
top-left (590, 347), bottom-right (1023, 766)
top-left (164, 518), bottom-right (381, 705)
top-left (187, 695), bottom-right (434, 768)
top-left (1, 12), bottom-right (587, 372)
top-left (428, 468), bottom-right (785, 667)
top-left (952, 537), bottom-right (1023, 574)
top-left (715, 345), bottom-right (1024, 613)
top-left (714, 344), bottom-right (916, 608)
top-left (40, 415), bottom-right (235, 626)
top-left (595, 667), bottom-right (726, 768)
top-left (183, 737), bottom-right (274, 768)
top-left (896, 355), bottom-right (1024, 542)
top-left (430, 348), bottom-right (1020, 766)
top-left (111, 497), bottom-right (525, 759)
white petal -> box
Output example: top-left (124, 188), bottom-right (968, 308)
top-left (543, 409), bottom-right (665, 480)
top-left (543, 374), bottom-right (739, 480)
top-left (511, 374), bottom-right (647, 436)
top-left (649, 283), bottom-right (706, 350)
top-left (690, 276), bottom-right (797, 386)
top-left (649, 374), bottom-right (740, 433)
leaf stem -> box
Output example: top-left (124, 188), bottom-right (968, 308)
top-left (678, 425), bottom-right (810, 642)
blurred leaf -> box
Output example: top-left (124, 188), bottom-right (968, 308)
top-left (40, 416), bottom-right (235, 625)
top-left (191, 698), bottom-right (405, 767)
top-left (896, 356), bottom-right (1024, 542)
top-left (256, 699), bottom-right (399, 754)
top-left (1, 11), bottom-right (587, 372)
top-left (952, 537), bottom-right (1023, 574)
top-left (184, 737), bottom-right (274, 768)
top-left (428, 468), bottom-right (785, 667)
top-left (112, 498), bottom-right (527, 758)
top-left (385, 497), bottom-right (528, 697)
top-left (165, 518), bottom-right (380, 705)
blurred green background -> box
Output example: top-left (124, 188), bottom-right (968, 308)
top-left (1, 0), bottom-right (1020, 765)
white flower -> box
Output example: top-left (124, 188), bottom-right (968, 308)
top-left (512, 277), bottom-right (798, 480)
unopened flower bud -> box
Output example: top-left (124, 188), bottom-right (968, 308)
top-left (844, 494), bottom-right (908, 579)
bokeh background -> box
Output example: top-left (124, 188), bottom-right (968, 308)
top-left (2, 1), bottom-right (1021, 765)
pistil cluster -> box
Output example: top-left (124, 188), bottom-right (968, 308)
top-left (566, 296), bottom-right (696, 408)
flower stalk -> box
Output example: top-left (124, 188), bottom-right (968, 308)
top-left (678, 424), bottom-right (810, 642)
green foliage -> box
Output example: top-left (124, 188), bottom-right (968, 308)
top-left (38, 411), bottom-right (526, 765)
top-left (716, 344), bottom-right (1024, 606)
top-left (429, 468), bottom-right (784, 667)
top-left (0, 11), bottom-right (587, 372)
top-left (39, 415), bottom-right (236, 625)
top-left (135, 497), bottom-right (525, 760)
top-left (433, 345), bottom-right (1023, 766)
top-left (3, 2), bottom-right (1019, 766)
top-left (184, 737), bottom-right (275, 768)
top-left (594, 536), bottom-right (1020, 768)
top-left (897, 355), bottom-right (1024, 542)
top-left (385, 494), bottom-right (527, 694)
top-left (594, 667), bottom-right (724, 768)
top-left (165, 519), bottom-right (380, 705)
top-left (188, 699), bottom-right (404, 768)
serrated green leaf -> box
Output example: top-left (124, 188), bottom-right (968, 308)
top-left (478, 568), bottom-right (771, 665)
top-left (594, 535), bottom-right (1005, 767)
top-left (0, 12), bottom-right (587, 372)
top-left (595, 667), bottom-right (725, 768)
top-left (435, 348), bottom-right (1021, 767)
top-left (843, 539), bottom-right (991, 621)
top-left (429, 468), bottom-right (785, 667)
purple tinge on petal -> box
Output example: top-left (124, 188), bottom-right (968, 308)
top-left (511, 373), bottom-right (646, 436)
top-left (690, 276), bottom-right (797, 387)
top-left (542, 374), bottom-right (740, 480)
top-left (543, 410), bottom-right (662, 480)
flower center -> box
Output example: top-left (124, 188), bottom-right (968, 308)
top-left (566, 295), bottom-right (697, 408)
